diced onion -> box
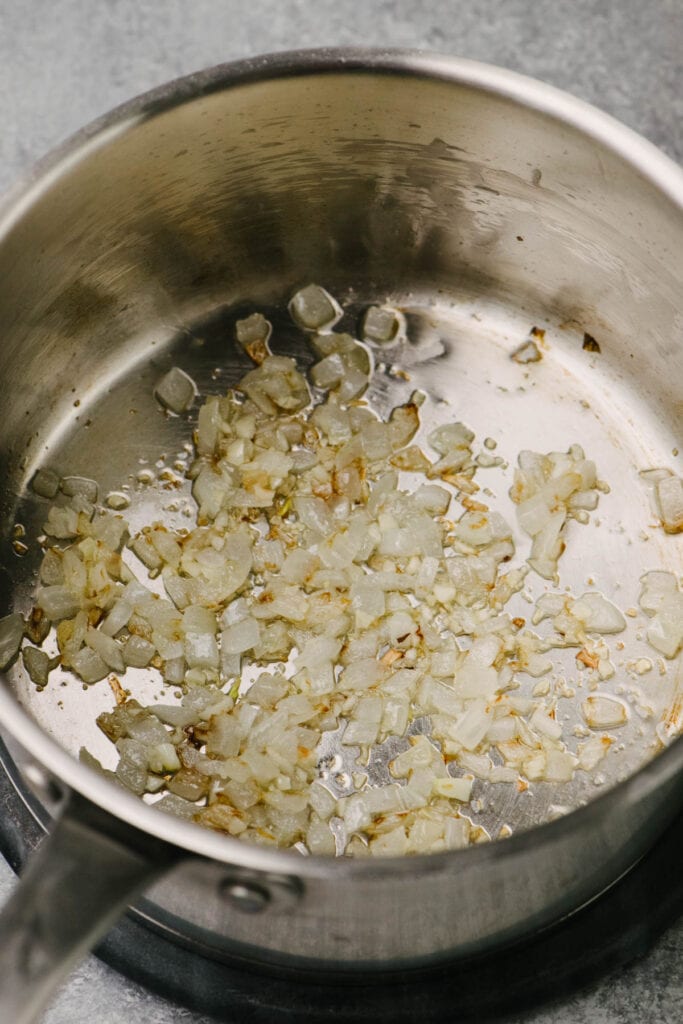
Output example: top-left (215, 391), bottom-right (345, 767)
top-left (154, 367), bottom-right (197, 414)
top-left (655, 474), bottom-right (683, 534)
top-left (31, 467), bottom-right (61, 498)
top-left (361, 305), bottom-right (405, 345)
top-left (582, 695), bottom-right (629, 729)
top-left (288, 284), bottom-right (342, 332)
top-left (61, 476), bottom-right (98, 502)
top-left (24, 284), bottom-right (658, 862)
top-left (639, 572), bottom-right (683, 658)
top-left (86, 628), bottom-right (125, 672)
top-left (37, 586), bottom-right (81, 622)
top-left (70, 647), bottom-right (109, 684)
top-left (0, 613), bottom-right (24, 670)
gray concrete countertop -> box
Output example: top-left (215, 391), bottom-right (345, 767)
top-left (0, 1), bottom-right (681, 1021)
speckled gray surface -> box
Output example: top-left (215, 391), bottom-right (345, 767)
top-left (0, 0), bottom-right (681, 1021)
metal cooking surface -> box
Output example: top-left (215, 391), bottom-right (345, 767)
top-left (5, 287), bottom-right (682, 843)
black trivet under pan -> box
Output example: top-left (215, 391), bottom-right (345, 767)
top-left (1, 739), bottom-right (682, 1024)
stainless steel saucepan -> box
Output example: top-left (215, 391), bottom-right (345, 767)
top-left (0, 49), bottom-right (681, 1024)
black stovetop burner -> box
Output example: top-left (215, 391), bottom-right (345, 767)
top-left (1, 740), bottom-right (682, 1024)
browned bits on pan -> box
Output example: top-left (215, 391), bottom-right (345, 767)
top-left (582, 332), bottom-right (601, 353)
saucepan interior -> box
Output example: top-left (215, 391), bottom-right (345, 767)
top-left (0, 51), bottom-right (682, 966)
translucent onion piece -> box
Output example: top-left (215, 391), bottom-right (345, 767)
top-left (655, 475), bottom-right (683, 534)
top-left (61, 476), bottom-right (98, 502)
top-left (289, 284), bottom-right (342, 332)
top-left (0, 613), bottom-right (24, 670)
top-left (154, 367), bottom-right (197, 414)
top-left (582, 695), bottom-right (629, 729)
top-left (361, 305), bottom-right (405, 345)
top-left (31, 467), bottom-right (61, 498)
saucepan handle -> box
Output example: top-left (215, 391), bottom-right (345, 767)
top-left (0, 790), bottom-right (177, 1024)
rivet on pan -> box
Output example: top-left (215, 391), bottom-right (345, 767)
top-left (220, 880), bottom-right (271, 914)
